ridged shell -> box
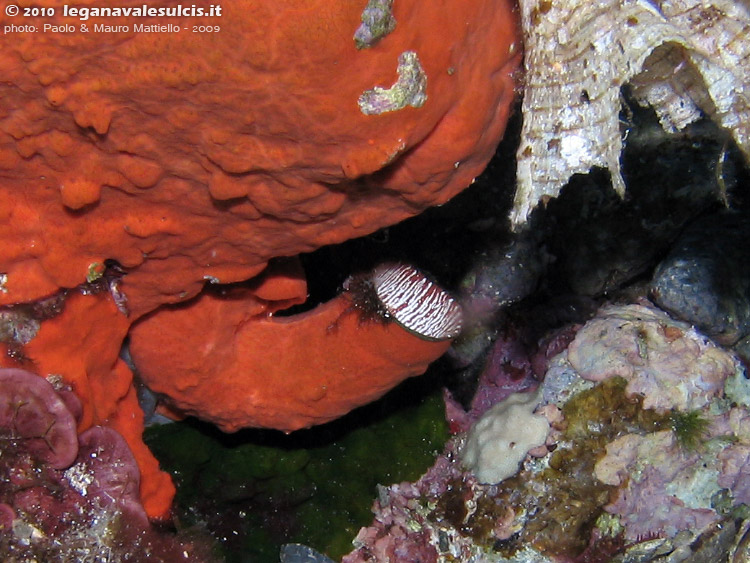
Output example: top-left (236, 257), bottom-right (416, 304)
top-left (371, 263), bottom-right (463, 341)
top-left (513, 0), bottom-right (750, 227)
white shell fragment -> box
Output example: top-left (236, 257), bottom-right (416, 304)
top-left (372, 263), bottom-right (463, 341)
top-left (513, 0), bottom-right (750, 227)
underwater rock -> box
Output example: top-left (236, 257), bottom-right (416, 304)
top-left (596, 430), bottom-right (721, 540)
top-left (458, 231), bottom-right (545, 329)
top-left (452, 230), bottom-right (547, 375)
top-left (344, 300), bottom-right (750, 561)
top-left (280, 543), bottom-right (336, 563)
top-left (651, 210), bottom-right (750, 345)
top-left (566, 301), bottom-right (736, 411)
top-left (539, 302), bottom-right (750, 551)
top-left (144, 379), bottom-right (450, 561)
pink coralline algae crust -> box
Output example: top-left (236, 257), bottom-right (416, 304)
top-left (74, 426), bottom-right (148, 521)
top-left (343, 449), bottom-right (477, 563)
top-left (717, 408), bottom-right (750, 505)
top-left (719, 444), bottom-right (750, 505)
top-left (567, 301), bottom-right (736, 411)
top-left (0, 368), bottom-right (78, 469)
top-left (346, 488), bottom-right (439, 563)
top-left (595, 431), bottom-right (719, 540)
top-left (0, 368), bottom-right (214, 561)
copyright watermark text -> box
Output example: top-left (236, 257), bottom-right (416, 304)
top-left (3, 3), bottom-right (223, 34)
top-left (4, 4), bottom-right (222, 20)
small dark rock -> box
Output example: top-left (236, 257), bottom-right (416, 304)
top-left (280, 543), bottom-right (336, 563)
top-left (651, 210), bottom-right (750, 345)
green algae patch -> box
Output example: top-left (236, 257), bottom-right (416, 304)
top-left (561, 377), bottom-right (665, 441)
top-left (145, 379), bottom-right (448, 562)
top-left (668, 409), bottom-right (710, 451)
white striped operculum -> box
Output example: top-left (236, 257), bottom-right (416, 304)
top-left (371, 263), bottom-right (464, 341)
